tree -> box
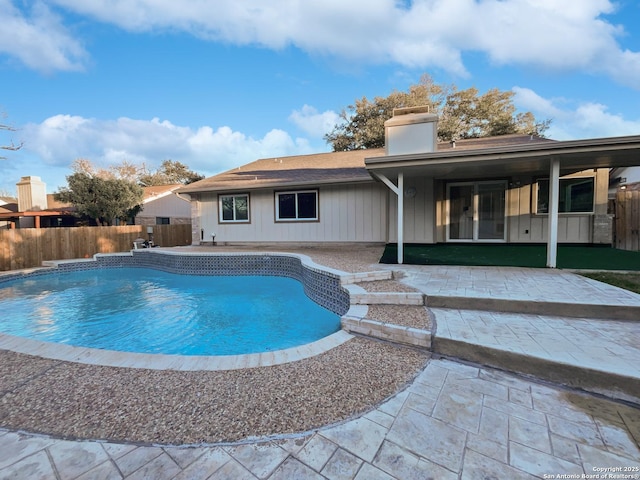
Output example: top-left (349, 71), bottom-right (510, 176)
top-left (55, 173), bottom-right (144, 226)
top-left (325, 75), bottom-right (551, 151)
top-left (70, 158), bottom-right (144, 182)
top-left (139, 160), bottom-right (204, 186)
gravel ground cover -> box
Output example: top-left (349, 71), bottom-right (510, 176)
top-left (365, 304), bottom-right (432, 330)
top-left (357, 279), bottom-right (418, 292)
top-left (0, 340), bottom-right (428, 445)
top-left (199, 243), bottom-right (386, 273)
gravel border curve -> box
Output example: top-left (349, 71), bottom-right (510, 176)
top-left (0, 339), bottom-right (428, 445)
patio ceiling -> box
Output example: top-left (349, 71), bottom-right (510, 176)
top-left (365, 134), bottom-right (640, 180)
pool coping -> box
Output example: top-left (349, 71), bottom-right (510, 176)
top-left (0, 250), bottom-right (358, 370)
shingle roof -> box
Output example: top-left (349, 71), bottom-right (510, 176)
top-left (439, 134), bottom-right (554, 151)
top-left (179, 149), bottom-right (387, 193)
top-left (143, 184), bottom-right (183, 199)
top-left (0, 202), bottom-right (18, 215)
top-left (179, 135), bottom-right (555, 193)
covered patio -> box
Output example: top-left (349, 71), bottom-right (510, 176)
top-left (366, 134), bottom-right (640, 267)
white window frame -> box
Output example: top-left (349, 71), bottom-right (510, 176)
top-left (275, 190), bottom-right (319, 222)
top-left (218, 193), bottom-right (250, 223)
top-left (534, 176), bottom-right (595, 215)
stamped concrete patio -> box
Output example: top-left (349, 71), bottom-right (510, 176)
top-left (0, 246), bottom-right (639, 479)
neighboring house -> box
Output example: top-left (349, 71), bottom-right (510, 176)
top-left (133, 184), bottom-right (192, 226)
top-left (179, 108), bottom-right (640, 266)
top-left (0, 196), bottom-right (18, 229)
top-left (0, 177), bottom-right (79, 228)
top-left (609, 166), bottom-right (640, 199)
top-left (0, 177), bottom-right (191, 228)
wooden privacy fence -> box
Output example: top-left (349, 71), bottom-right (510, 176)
top-left (615, 190), bottom-right (640, 251)
top-left (0, 224), bottom-right (192, 271)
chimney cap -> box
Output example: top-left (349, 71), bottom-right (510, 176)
top-left (17, 176), bottom-right (44, 183)
top-left (392, 105), bottom-right (432, 116)
top-left (385, 108), bottom-right (438, 128)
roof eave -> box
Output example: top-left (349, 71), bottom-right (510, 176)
top-left (365, 135), bottom-right (640, 179)
top-left (177, 176), bottom-right (376, 194)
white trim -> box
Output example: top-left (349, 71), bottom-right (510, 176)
top-left (398, 172), bottom-right (404, 264)
top-left (377, 173), bottom-right (400, 196)
top-left (375, 173), bottom-right (404, 264)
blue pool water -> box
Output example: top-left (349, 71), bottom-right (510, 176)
top-left (0, 268), bottom-right (341, 356)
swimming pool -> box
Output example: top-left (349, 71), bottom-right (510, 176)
top-left (0, 268), bottom-right (341, 355)
top-left (0, 251), bottom-right (352, 361)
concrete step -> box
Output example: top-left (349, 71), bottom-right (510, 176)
top-left (349, 291), bottom-right (425, 305)
top-left (430, 307), bottom-right (640, 405)
top-left (340, 270), bottom-right (394, 284)
top-left (341, 316), bottom-right (431, 349)
top-left (343, 283), bottom-right (425, 306)
top-left (426, 294), bottom-right (640, 321)
top-left (341, 304), bottom-right (431, 349)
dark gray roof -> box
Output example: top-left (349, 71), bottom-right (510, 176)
top-left (179, 135), bottom-right (553, 193)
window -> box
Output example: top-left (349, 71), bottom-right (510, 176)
top-left (156, 217), bottom-right (170, 225)
top-left (447, 181), bottom-right (506, 242)
top-left (536, 177), bottom-right (594, 213)
top-left (219, 194), bottom-right (250, 223)
top-left (275, 190), bottom-right (318, 221)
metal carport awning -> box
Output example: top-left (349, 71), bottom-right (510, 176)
top-left (366, 135), bottom-right (640, 266)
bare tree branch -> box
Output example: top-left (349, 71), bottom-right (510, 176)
top-left (1, 115), bottom-right (23, 159)
top-left (1, 140), bottom-right (24, 151)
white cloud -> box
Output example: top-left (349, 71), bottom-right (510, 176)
top-left (288, 105), bottom-right (340, 138)
top-left (35, 0), bottom-right (638, 87)
top-left (18, 115), bottom-right (318, 188)
top-left (513, 87), bottom-right (640, 140)
top-left (0, 0), bottom-right (87, 72)
top-left (512, 87), bottom-right (566, 119)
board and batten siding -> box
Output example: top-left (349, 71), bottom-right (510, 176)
top-left (387, 176), bottom-right (437, 243)
top-left (195, 182), bottom-right (388, 243)
top-left (506, 179), bottom-right (594, 242)
top-left (389, 169), bottom-right (608, 244)
top-left (506, 169), bottom-right (609, 243)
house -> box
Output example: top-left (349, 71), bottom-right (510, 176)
top-left (0, 177), bottom-right (191, 228)
top-left (609, 166), bottom-right (640, 198)
top-left (179, 148), bottom-right (390, 244)
top-left (132, 184), bottom-right (192, 226)
top-left (0, 176), bottom-right (78, 228)
top-left (0, 196), bottom-right (18, 229)
top-left (179, 107), bottom-right (640, 266)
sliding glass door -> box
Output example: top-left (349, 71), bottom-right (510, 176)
top-left (447, 181), bottom-right (506, 242)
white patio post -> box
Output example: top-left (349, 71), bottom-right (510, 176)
top-left (397, 172), bottom-right (404, 264)
top-left (546, 158), bottom-right (560, 268)
top-left (374, 172), bottom-right (404, 264)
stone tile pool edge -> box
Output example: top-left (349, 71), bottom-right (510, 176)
top-left (0, 250), bottom-right (362, 371)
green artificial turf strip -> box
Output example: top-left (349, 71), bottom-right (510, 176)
top-left (380, 244), bottom-right (640, 271)
top-left (580, 272), bottom-right (640, 294)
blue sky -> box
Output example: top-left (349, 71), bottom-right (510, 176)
top-left (1, 0), bottom-right (640, 194)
